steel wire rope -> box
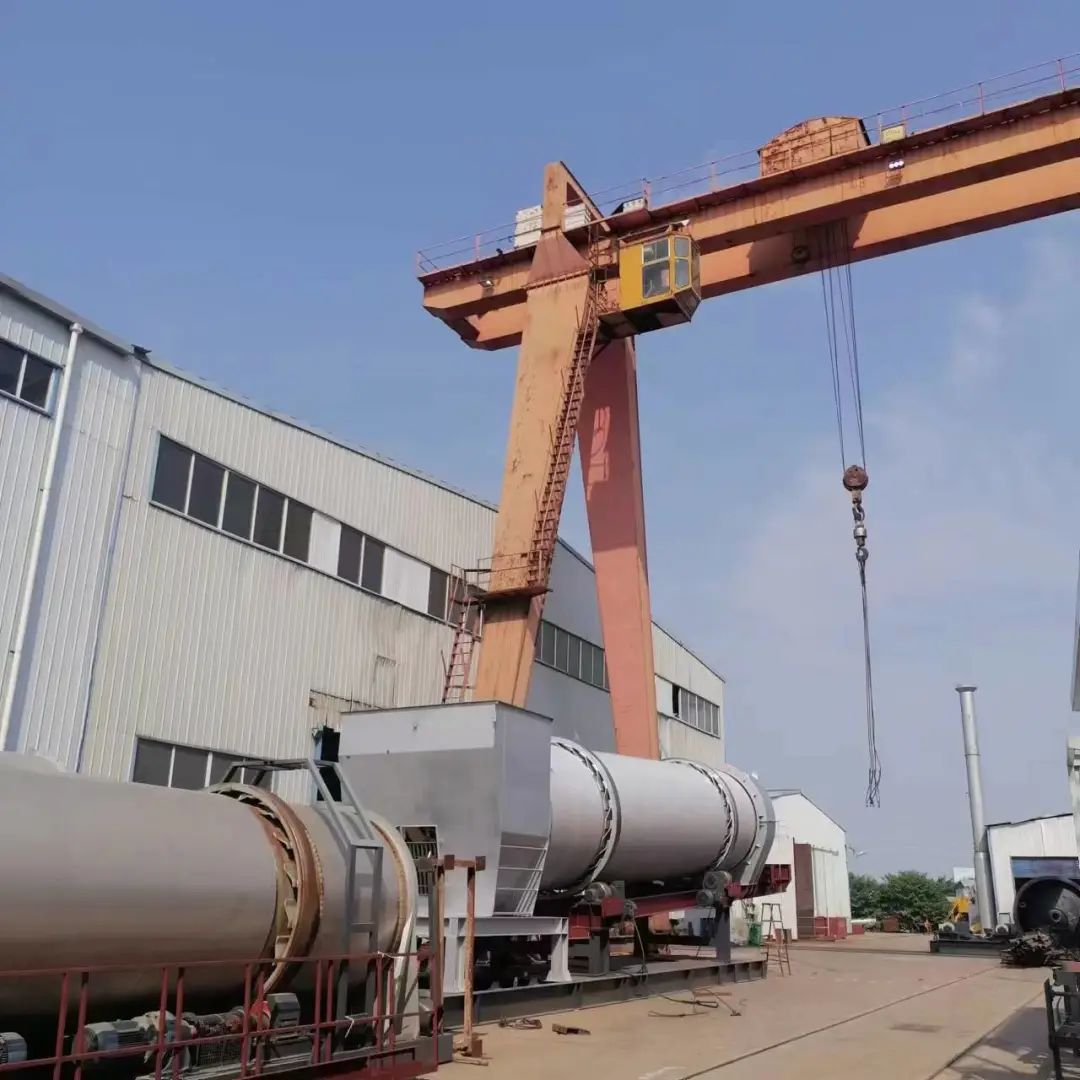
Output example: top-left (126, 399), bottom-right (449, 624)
top-left (818, 221), bottom-right (881, 806)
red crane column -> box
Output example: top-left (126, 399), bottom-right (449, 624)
top-left (578, 338), bottom-right (660, 759)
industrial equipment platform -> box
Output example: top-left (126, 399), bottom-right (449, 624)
top-left (444, 949), bottom-right (766, 1026)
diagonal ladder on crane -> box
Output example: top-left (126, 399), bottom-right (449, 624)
top-left (441, 252), bottom-right (607, 704)
top-left (527, 281), bottom-right (602, 588)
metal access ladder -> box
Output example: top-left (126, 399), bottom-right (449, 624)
top-left (441, 568), bottom-right (482, 703)
top-left (527, 284), bottom-right (602, 588)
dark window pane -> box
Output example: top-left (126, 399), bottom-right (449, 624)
top-left (567, 635), bottom-right (581, 680)
top-left (338, 525), bottom-right (363, 583)
top-left (602, 655), bottom-right (609, 691)
top-left (362, 537), bottom-right (385, 593)
top-left (171, 745), bottom-right (208, 790)
top-left (152, 438), bottom-right (192, 512)
top-left (188, 456), bottom-right (224, 526)
top-left (672, 685), bottom-right (680, 716)
top-left (20, 354), bottom-right (53, 409)
top-left (222, 474), bottom-right (256, 539)
top-left (555, 628), bottom-right (569, 673)
top-left (253, 487), bottom-right (285, 550)
top-left (132, 739), bottom-right (172, 786)
top-left (587, 643), bottom-right (601, 686)
top-left (283, 501), bottom-right (313, 561)
top-left (0, 341), bottom-right (20, 396)
top-left (428, 568), bottom-right (448, 619)
top-left (208, 752), bottom-right (241, 785)
top-left (540, 622), bottom-right (556, 666)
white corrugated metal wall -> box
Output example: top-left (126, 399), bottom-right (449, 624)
top-left (0, 400), bottom-right (51, 700)
top-left (0, 294), bottom-right (71, 743)
top-left (654, 624), bottom-right (726, 767)
top-left (15, 336), bottom-right (140, 767)
top-left (76, 363), bottom-right (494, 785)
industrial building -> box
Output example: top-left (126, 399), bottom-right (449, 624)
top-left (986, 813), bottom-right (1078, 926)
top-left (734, 789), bottom-right (852, 940)
top-left (0, 272), bottom-right (726, 793)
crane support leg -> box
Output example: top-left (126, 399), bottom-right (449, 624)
top-left (473, 233), bottom-right (592, 706)
top-left (578, 338), bottom-right (660, 759)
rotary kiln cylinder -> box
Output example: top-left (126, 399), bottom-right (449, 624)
top-left (541, 740), bottom-right (768, 890)
top-left (0, 754), bottom-right (403, 1018)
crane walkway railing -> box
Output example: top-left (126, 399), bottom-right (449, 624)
top-left (416, 52), bottom-right (1080, 274)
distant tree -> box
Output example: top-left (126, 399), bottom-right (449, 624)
top-left (877, 870), bottom-right (954, 930)
top-left (849, 873), bottom-right (882, 919)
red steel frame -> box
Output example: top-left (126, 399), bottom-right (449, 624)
top-left (0, 948), bottom-right (438, 1080)
top-left (566, 864), bottom-right (793, 939)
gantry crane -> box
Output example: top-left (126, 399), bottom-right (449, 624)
top-left (420, 59), bottom-right (1080, 761)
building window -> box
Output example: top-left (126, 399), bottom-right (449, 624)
top-left (535, 620), bottom-right (608, 691)
top-left (428, 568), bottom-right (448, 620)
top-left (672, 685), bottom-right (721, 738)
top-left (222, 473), bottom-right (256, 539)
top-left (151, 436), bottom-right (463, 624)
top-left (189, 456), bottom-right (225, 526)
top-left (362, 537), bottom-right (385, 593)
top-left (283, 501), bottom-right (313, 561)
top-left (152, 438), bottom-right (193, 512)
top-left (539, 621), bottom-right (556, 666)
top-left (253, 487), bottom-right (285, 550)
top-left (132, 736), bottom-right (271, 790)
top-left (153, 438), bottom-right (328, 572)
top-left (338, 525), bottom-right (363, 584)
top-left (0, 339), bottom-right (57, 411)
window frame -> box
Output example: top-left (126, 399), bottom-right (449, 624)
top-left (0, 339), bottom-right (59, 414)
top-left (148, 436), bottom-right (468, 625)
top-left (132, 736), bottom-right (272, 790)
top-left (535, 620), bottom-right (609, 693)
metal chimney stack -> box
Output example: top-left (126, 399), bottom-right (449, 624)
top-left (956, 685), bottom-right (996, 931)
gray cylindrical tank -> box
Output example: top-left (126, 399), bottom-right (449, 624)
top-left (542, 739), bottom-right (772, 891)
top-left (0, 755), bottom-right (402, 1018)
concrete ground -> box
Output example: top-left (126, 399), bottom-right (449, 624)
top-left (434, 935), bottom-right (1060, 1079)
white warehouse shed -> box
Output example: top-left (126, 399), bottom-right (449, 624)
top-left (737, 790), bottom-right (851, 940)
top-left (986, 814), bottom-right (1078, 926)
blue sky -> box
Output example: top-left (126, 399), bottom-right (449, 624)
top-left (4, 1), bottom-right (1080, 877)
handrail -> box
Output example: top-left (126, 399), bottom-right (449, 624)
top-left (416, 52), bottom-right (1080, 274)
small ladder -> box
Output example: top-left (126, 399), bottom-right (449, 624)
top-left (761, 901), bottom-right (792, 976)
top-left (441, 568), bottom-right (482, 703)
top-left (527, 281), bottom-right (602, 587)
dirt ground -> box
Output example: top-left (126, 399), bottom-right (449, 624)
top-left (435, 935), bottom-right (1057, 1079)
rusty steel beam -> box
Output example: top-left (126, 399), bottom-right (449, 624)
top-left (421, 89), bottom-right (1080, 349)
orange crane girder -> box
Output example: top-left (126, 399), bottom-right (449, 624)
top-left (428, 81), bottom-right (1080, 761)
top-left (421, 88), bottom-right (1080, 350)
